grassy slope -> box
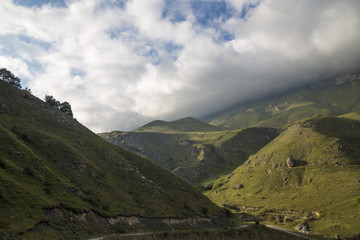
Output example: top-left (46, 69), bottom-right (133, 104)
top-left (135, 117), bottom-right (224, 132)
top-left (99, 128), bottom-right (279, 185)
top-left (0, 81), bottom-right (221, 239)
top-left (207, 115), bottom-right (360, 238)
top-left (208, 78), bottom-right (360, 129)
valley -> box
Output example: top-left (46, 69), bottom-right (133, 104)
top-left (99, 77), bottom-right (360, 239)
top-left (1, 1), bottom-right (360, 239)
top-left (99, 119), bottom-right (279, 184)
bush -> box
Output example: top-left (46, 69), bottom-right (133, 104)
top-left (0, 68), bottom-right (21, 89)
top-left (24, 167), bottom-right (35, 177)
top-left (0, 158), bottom-right (7, 169)
top-left (45, 95), bottom-right (73, 117)
top-left (201, 206), bottom-right (209, 216)
top-left (224, 208), bottom-right (232, 217)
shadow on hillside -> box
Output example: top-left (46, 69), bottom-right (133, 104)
top-left (295, 159), bottom-right (308, 166)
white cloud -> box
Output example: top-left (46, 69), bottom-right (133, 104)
top-left (0, 0), bottom-right (360, 132)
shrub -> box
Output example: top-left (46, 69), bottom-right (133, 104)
top-left (0, 158), bottom-right (7, 169)
top-left (201, 206), bottom-right (209, 216)
top-left (24, 167), bottom-right (35, 177)
top-left (0, 68), bottom-right (21, 89)
top-left (224, 208), bottom-right (232, 217)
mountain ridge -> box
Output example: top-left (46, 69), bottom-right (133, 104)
top-left (206, 114), bottom-right (360, 238)
top-left (205, 75), bottom-right (360, 129)
top-left (100, 126), bottom-right (279, 184)
top-left (0, 80), bottom-right (222, 239)
top-left (135, 117), bottom-right (224, 132)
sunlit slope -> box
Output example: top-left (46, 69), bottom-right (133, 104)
top-left (135, 117), bottom-right (224, 132)
top-left (207, 115), bottom-right (360, 238)
top-left (100, 127), bottom-right (279, 184)
top-left (0, 81), bottom-right (221, 239)
top-left (208, 78), bottom-right (360, 129)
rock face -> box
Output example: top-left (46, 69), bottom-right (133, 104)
top-left (295, 222), bottom-right (309, 233)
top-left (286, 157), bottom-right (296, 168)
top-left (100, 127), bottom-right (280, 183)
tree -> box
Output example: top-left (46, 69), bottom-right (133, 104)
top-left (59, 101), bottom-right (73, 117)
top-left (45, 95), bottom-right (60, 108)
top-left (0, 68), bottom-right (21, 89)
top-left (45, 95), bottom-right (73, 117)
top-left (24, 87), bottom-right (32, 93)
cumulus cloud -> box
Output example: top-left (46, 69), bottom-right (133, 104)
top-left (0, 0), bottom-right (360, 132)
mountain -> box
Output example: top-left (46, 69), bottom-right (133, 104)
top-left (135, 117), bottom-right (224, 132)
top-left (99, 125), bottom-right (279, 184)
top-left (0, 81), bottom-right (222, 239)
top-left (206, 114), bottom-right (360, 238)
top-left (206, 75), bottom-right (360, 129)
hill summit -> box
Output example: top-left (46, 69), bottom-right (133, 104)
top-left (135, 117), bottom-right (224, 132)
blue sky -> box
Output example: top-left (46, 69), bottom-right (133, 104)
top-left (13, 0), bottom-right (67, 8)
top-left (1, 0), bottom-right (360, 132)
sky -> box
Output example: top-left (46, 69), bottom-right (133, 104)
top-left (1, 0), bottom-right (360, 132)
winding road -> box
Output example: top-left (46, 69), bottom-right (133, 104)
top-left (88, 224), bottom-right (316, 240)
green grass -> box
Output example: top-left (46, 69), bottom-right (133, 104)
top-left (99, 128), bottom-right (279, 184)
top-left (207, 115), bottom-right (360, 238)
top-left (338, 112), bottom-right (360, 120)
top-left (0, 81), bottom-right (222, 239)
top-left (208, 79), bottom-right (360, 129)
top-left (135, 117), bottom-right (224, 132)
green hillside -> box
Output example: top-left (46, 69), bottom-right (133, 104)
top-left (208, 77), bottom-right (360, 129)
top-left (99, 127), bottom-right (279, 184)
top-left (207, 115), bottom-right (360, 238)
top-left (135, 117), bottom-right (224, 132)
top-left (0, 81), bottom-right (222, 239)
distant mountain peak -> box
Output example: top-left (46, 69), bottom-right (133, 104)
top-left (135, 117), bottom-right (224, 132)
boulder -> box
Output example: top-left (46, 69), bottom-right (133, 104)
top-left (295, 222), bottom-right (309, 233)
top-left (286, 157), bottom-right (295, 168)
top-left (234, 184), bottom-right (244, 189)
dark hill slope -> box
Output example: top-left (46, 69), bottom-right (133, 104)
top-left (207, 76), bottom-right (360, 129)
top-left (0, 81), bottom-right (221, 239)
top-left (99, 127), bottom-right (279, 184)
top-left (207, 115), bottom-right (360, 238)
top-left (135, 117), bottom-right (224, 132)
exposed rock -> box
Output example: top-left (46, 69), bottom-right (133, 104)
top-left (283, 177), bottom-right (288, 181)
top-left (238, 213), bottom-right (258, 222)
top-left (178, 139), bottom-right (189, 146)
top-left (284, 216), bottom-right (294, 222)
top-left (235, 184), bottom-right (244, 189)
top-left (191, 146), bottom-right (200, 155)
top-left (201, 183), bottom-right (213, 190)
top-left (226, 173), bottom-right (233, 180)
top-left (277, 215), bottom-right (284, 223)
top-left (286, 157), bottom-right (295, 168)
top-left (272, 163), bottom-right (278, 169)
top-left (295, 222), bottom-right (309, 233)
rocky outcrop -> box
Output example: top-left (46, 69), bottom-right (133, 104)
top-left (99, 127), bottom-right (280, 184)
top-left (235, 184), bottom-right (244, 189)
top-left (295, 222), bottom-right (309, 233)
top-left (286, 157), bottom-right (295, 168)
